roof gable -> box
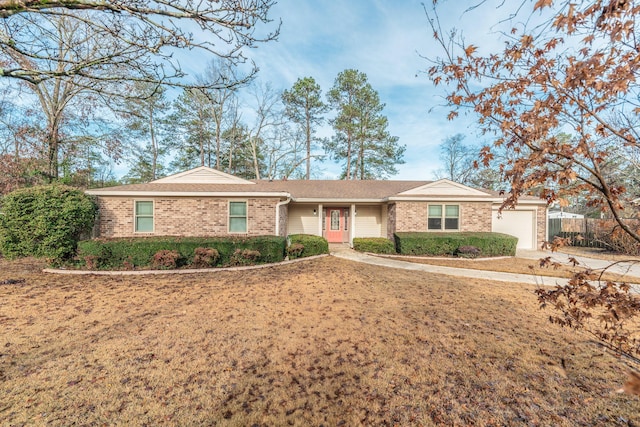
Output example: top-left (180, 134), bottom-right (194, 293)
top-left (396, 179), bottom-right (491, 197)
top-left (152, 166), bottom-right (254, 185)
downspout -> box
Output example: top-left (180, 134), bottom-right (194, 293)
top-left (275, 197), bottom-right (292, 237)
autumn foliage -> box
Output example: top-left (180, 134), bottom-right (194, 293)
top-left (425, 0), bottom-right (640, 388)
top-left (426, 0), bottom-right (640, 244)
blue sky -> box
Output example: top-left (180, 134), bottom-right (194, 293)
top-left (239, 0), bottom-right (500, 179)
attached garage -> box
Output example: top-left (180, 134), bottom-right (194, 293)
top-left (491, 208), bottom-right (537, 250)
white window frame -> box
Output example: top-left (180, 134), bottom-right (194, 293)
top-left (134, 200), bottom-right (154, 233)
top-left (228, 200), bottom-right (248, 234)
top-left (427, 204), bottom-right (460, 231)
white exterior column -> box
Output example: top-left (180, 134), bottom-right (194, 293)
top-left (350, 204), bottom-right (356, 246)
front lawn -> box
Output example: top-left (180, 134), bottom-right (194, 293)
top-left (0, 257), bottom-right (638, 425)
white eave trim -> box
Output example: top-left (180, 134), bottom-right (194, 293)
top-left (387, 196), bottom-right (546, 205)
top-left (387, 196), bottom-right (495, 202)
top-left (85, 190), bottom-right (290, 198)
top-left (494, 199), bottom-right (547, 205)
top-left (291, 198), bottom-right (384, 203)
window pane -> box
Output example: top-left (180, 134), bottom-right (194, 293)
top-left (136, 217), bottom-right (153, 232)
top-left (136, 201), bottom-right (153, 216)
top-left (322, 209), bottom-right (326, 230)
top-left (344, 210), bottom-right (349, 231)
top-left (445, 218), bottom-right (459, 230)
top-left (428, 218), bottom-right (442, 230)
top-left (229, 217), bottom-right (247, 232)
top-left (428, 205), bottom-right (442, 217)
top-left (445, 205), bottom-right (459, 217)
top-left (229, 202), bottom-right (246, 216)
top-left (330, 210), bottom-right (340, 230)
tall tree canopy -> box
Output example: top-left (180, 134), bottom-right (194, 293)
top-left (425, 0), bottom-right (640, 243)
top-left (326, 69), bottom-right (404, 180)
top-left (282, 76), bottom-right (327, 179)
top-left (0, 0), bottom-right (279, 88)
top-left (433, 134), bottom-right (476, 184)
top-left (0, 1), bottom-right (277, 183)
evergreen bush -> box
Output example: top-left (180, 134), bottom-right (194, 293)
top-left (352, 237), bottom-right (396, 254)
top-left (77, 235), bottom-right (286, 270)
top-left (287, 234), bottom-right (329, 259)
top-left (0, 185), bottom-right (96, 261)
top-left (394, 232), bottom-right (517, 257)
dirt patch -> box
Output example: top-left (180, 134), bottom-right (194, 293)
top-left (1, 256), bottom-right (638, 425)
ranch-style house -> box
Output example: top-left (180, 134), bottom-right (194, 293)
top-left (86, 166), bottom-right (547, 250)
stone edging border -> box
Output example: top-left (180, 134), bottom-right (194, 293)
top-left (42, 254), bottom-right (329, 276)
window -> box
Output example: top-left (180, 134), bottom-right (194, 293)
top-left (322, 209), bottom-right (326, 231)
top-left (344, 209), bottom-right (349, 231)
top-left (428, 205), bottom-right (442, 230)
top-left (135, 201), bottom-right (154, 232)
top-left (428, 204), bottom-right (459, 230)
top-left (229, 201), bottom-right (247, 233)
top-left (330, 209), bottom-right (340, 230)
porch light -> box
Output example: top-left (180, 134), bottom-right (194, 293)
top-left (313, 209), bottom-right (317, 215)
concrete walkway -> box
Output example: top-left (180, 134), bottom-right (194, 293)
top-left (331, 247), bottom-right (564, 287)
top-left (331, 246), bottom-right (640, 291)
top-left (516, 249), bottom-right (640, 278)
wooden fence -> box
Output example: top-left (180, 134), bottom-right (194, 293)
top-left (548, 217), bottom-right (640, 248)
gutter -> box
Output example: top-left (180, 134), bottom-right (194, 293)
top-left (292, 198), bottom-right (383, 203)
top-left (84, 190), bottom-right (291, 198)
top-left (275, 197), bottom-right (291, 237)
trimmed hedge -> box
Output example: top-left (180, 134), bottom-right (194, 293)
top-left (394, 232), bottom-right (517, 257)
top-left (77, 235), bottom-right (286, 270)
top-left (287, 234), bottom-right (329, 259)
top-left (0, 184), bottom-right (96, 261)
top-left (353, 237), bottom-right (396, 254)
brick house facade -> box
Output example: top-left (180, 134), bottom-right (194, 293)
top-left (95, 197), bottom-right (280, 238)
top-left (87, 167), bottom-right (548, 250)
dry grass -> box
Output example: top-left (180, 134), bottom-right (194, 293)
top-left (1, 256), bottom-right (639, 426)
top-left (557, 246), bottom-right (640, 263)
top-left (385, 255), bottom-right (640, 283)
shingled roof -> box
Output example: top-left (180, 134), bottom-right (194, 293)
top-left (85, 166), bottom-right (543, 203)
top-left (86, 180), bottom-right (430, 200)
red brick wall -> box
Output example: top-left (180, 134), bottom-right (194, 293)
top-left (394, 201), bottom-right (493, 233)
top-left (95, 196), bottom-right (279, 238)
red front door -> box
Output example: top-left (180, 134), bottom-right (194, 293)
top-left (325, 208), bottom-right (347, 243)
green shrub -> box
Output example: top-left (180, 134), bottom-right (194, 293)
top-left (0, 184), bottom-right (96, 261)
top-left (287, 234), bottom-right (329, 259)
top-left (353, 237), bottom-right (396, 254)
top-left (394, 232), bottom-right (517, 257)
top-left (76, 235), bottom-right (286, 270)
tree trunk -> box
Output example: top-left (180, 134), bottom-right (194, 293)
top-left (149, 110), bottom-right (158, 180)
top-left (346, 130), bottom-right (352, 180)
top-left (47, 133), bottom-right (59, 181)
top-left (306, 110), bottom-right (311, 180)
top-left (251, 138), bottom-right (261, 180)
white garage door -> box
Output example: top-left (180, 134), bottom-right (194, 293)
top-left (491, 209), bottom-right (536, 250)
